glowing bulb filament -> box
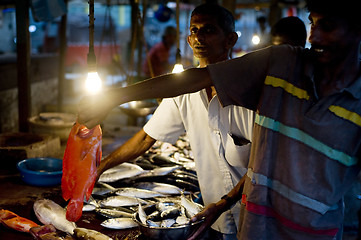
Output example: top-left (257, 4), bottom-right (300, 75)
top-left (85, 71), bottom-right (102, 94)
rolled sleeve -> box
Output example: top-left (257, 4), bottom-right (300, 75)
top-left (143, 98), bottom-right (186, 144)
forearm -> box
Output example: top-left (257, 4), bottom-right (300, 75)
top-left (216, 173), bottom-right (247, 211)
top-left (110, 67), bottom-right (211, 105)
top-left (97, 129), bottom-right (156, 176)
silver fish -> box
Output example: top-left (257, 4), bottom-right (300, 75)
top-left (33, 199), bottom-right (77, 234)
top-left (115, 187), bottom-right (165, 199)
top-left (99, 195), bottom-right (148, 208)
top-left (95, 208), bottom-right (134, 218)
top-left (176, 215), bottom-right (189, 225)
top-left (82, 204), bottom-right (97, 212)
top-left (103, 162), bottom-right (144, 173)
top-left (100, 217), bottom-right (138, 229)
top-left (138, 165), bottom-right (182, 177)
top-left (74, 227), bottom-right (112, 240)
top-left (161, 218), bottom-right (176, 228)
top-left (160, 206), bottom-right (181, 219)
top-left (147, 210), bottom-right (161, 221)
top-left (133, 182), bottom-right (182, 195)
top-left (180, 193), bottom-right (203, 218)
top-left (83, 196), bottom-right (99, 212)
top-left (92, 187), bottom-right (114, 196)
top-left (156, 201), bottom-right (177, 212)
top-left (146, 219), bottom-right (160, 227)
top-left (138, 203), bottom-right (147, 225)
top-left (99, 163), bottom-right (148, 183)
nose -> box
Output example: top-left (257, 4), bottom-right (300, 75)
top-left (195, 31), bottom-right (205, 42)
top-left (308, 25), bottom-right (321, 44)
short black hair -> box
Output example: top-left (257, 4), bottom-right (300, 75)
top-left (163, 26), bottom-right (177, 37)
top-left (306, 0), bottom-right (361, 30)
top-left (191, 3), bottom-right (235, 34)
top-left (271, 17), bottom-right (307, 47)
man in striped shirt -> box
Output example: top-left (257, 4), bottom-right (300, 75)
top-left (78, 0), bottom-right (361, 239)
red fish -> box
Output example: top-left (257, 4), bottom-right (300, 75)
top-left (0, 209), bottom-right (39, 232)
top-left (61, 122), bottom-right (102, 222)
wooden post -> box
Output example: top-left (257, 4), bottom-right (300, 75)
top-left (15, 0), bottom-right (31, 132)
top-left (58, 0), bottom-right (68, 112)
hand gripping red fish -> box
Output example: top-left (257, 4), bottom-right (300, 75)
top-left (62, 121), bottom-right (102, 222)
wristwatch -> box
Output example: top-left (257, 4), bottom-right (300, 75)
top-left (221, 194), bottom-right (233, 208)
top-left (221, 194), bottom-right (231, 201)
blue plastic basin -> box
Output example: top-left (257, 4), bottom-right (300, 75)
top-left (17, 157), bottom-right (63, 186)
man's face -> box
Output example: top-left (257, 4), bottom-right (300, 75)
top-left (308, 12), bottom-right (360, 64)
top-left (187, 14), bottom-right (234, 64)
top-left (164, 34), bottom-right (177, 48)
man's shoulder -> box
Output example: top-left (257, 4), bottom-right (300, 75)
top-left (269, 44), bottom-right (307, 58)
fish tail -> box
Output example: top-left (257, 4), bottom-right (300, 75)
top-left (66, 200), bottom-right (83, 222)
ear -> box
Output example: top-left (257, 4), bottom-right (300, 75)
top-left (226, 32), bottom-right (238, 49)
top-left (187, 35), bottom-right (191, 47)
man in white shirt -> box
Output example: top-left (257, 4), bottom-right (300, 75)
top-left (91, 4), bottom-right (254, 239)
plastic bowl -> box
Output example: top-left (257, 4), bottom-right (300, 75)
top-left (17, 157), bottom-right (63, 186)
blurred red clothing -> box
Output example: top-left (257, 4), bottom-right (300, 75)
top-left (142, 42), bottom-right (172, 77)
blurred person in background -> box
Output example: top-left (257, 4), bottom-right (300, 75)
top-left (270, 16), bottom-right (307, 47)
top-left (142, 26), bottom-right (177, 77)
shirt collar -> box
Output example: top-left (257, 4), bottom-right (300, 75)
top-left (304, 53), bottom-right (361, 99)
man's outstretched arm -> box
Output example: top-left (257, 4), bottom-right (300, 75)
top-left (78, 67), bottom-right (211, 129)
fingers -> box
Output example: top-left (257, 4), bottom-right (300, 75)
top-left (190, 212), bottom-right (205, 223)
top-left (77, 103), bottom-right (103, 129)
top-left (187, 221), bottom-right (209, 240)
top-left (83, 119), bottom-right (99, 130)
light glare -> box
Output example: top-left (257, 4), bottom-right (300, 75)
top-left (252, 34), bottom-right (260, 45)
top-left (85, 71), bottom-right (102, 94)
top-left (172, 63), bottom-right (184, 73)
top-left (29, 25), bottom-right (36, 33)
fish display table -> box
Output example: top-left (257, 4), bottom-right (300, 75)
top-left (0, 132), bottom-right (140, 240)
top-left (0, 174), bottom-right (142, 239)
top-left (0, 127), bottom-right (199, 240)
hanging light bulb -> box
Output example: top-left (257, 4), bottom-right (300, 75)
top-left (172, 0), bottom-right (183, 74)
top-left (252, 34), bottom-right (261, 45)
top-left (172, 48), bottom-right (184, 73)
top-left (85, 71), bottom-right (102, 94)
top-left (85, 0), bottom-right (102, 94)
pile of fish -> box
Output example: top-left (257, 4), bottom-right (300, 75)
top-left (77, 136), bottom-right (203, 231)
top-left (0, 136), bottom-right (202, 239)
top-left (136, 193), bottom-right (203, 228)
top-left (0, 200), bottom-right (111, 240)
